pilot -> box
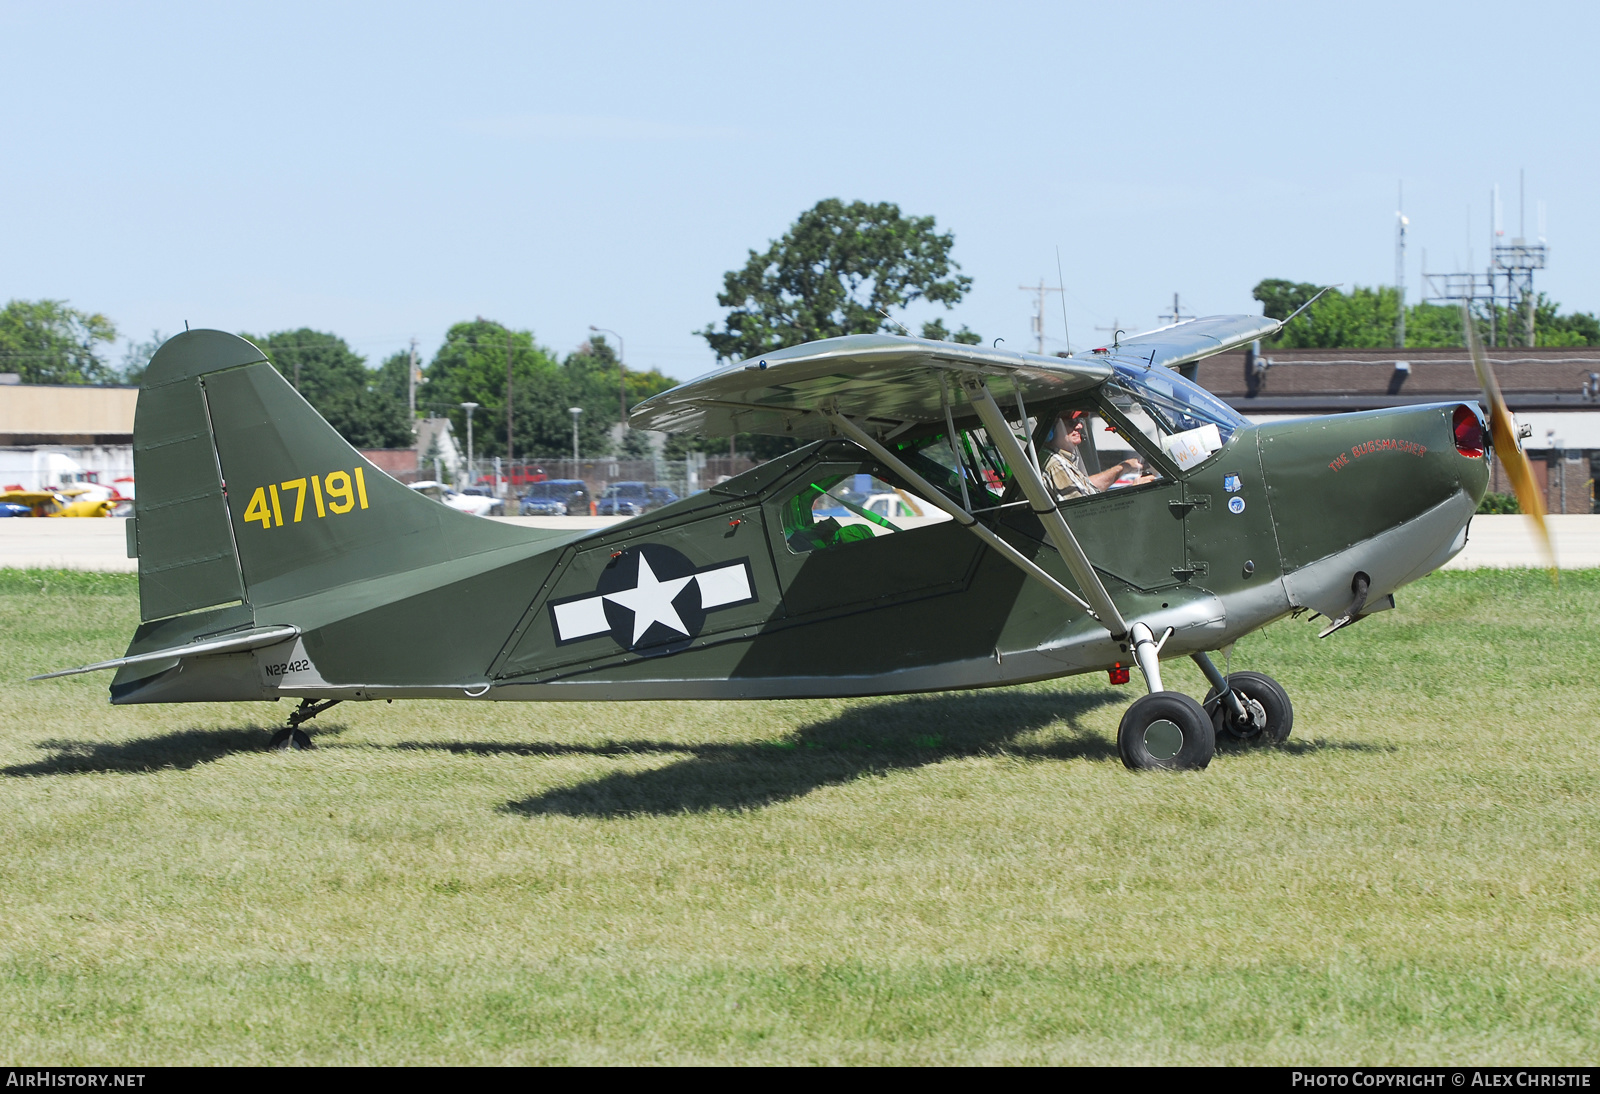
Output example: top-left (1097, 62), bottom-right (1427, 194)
top-left (1043, 410), bottom-right (1153, 501)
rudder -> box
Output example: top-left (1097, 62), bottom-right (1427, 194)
top-left (132, 330), bottom-right (536, 622)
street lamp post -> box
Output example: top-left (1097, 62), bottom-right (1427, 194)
top-left (460, 402), bottom-right (479, 487)
top-left (588, 325), bottom-right (627, 432)
top-left (569, 406), bottom-right (583, 462)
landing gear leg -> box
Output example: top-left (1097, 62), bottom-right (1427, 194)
top-left (267, 699), bottom-right (342, 751)
top-left (1192, 653), bottom-right (1293, 745)
top-left (1116, 623), bottom-right (1215, 770)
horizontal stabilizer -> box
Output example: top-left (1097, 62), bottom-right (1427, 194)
top-left (30, 625), bottom-right (300, 680)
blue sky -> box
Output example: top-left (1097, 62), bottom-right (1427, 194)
top-left (4, 0), bottom-right (1595, 381)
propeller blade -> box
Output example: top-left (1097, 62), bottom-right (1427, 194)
top-left (1463, 304), bottom-right (1557, 575)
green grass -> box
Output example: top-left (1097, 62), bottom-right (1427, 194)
top-left (2, 568), bottom-right (1597, 1064)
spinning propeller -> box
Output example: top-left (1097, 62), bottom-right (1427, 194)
top-left (1462, 303), bottom-right (1557, 575)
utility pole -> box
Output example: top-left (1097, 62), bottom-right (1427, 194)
top-left (505, 332), bottom-right (515, 467)
top-left (460, 402), bottom-right (479, 488)
top-left (1018, 280), bottom-right (1064, 355)
top-left (569, 406), bottom-right (583, 461)
top-left (1158, 293), bottom-right (1194, 326)
top-left (589, 326), bottom-right (628, 435)
top-left (406, 338), bottom-right (418, 421)
top-left (1395, 182), bottom-right (1408, 349)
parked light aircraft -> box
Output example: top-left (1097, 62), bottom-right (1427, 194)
top-left (33, 308), bottom-right (1546, 768)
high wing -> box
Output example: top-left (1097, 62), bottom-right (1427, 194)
top-left (632, 317), bottom-right (1281, 441)
top-left (1073, 314), bottom-right (1282, 372)
top-left (628, 334), bottom-right (1111, 441)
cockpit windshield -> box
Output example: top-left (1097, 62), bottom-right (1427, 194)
top-left (1105, 363), bottom-right (1247, 470)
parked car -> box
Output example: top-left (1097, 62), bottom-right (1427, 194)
top-left (595, 480), bottom-right (657, 517)
top-left (649, 485), bottom-right (680, 509)
top-left (407, 480), bottom-right (504, 516)
top-left (518, 479), bottom-right (590, 516)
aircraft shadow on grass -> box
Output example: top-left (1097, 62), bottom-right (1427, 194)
top-left (0, 724), bottom-right (345, 777)
top-left (455, 689), bottom-right (1128, 819)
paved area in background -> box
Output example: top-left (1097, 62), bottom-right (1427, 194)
top-left (1441, 514), bottom-right (1600, 569)
top-left (1, 514), bottom-right (1594, 572)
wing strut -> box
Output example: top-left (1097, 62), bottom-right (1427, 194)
top-left (822, 409), bottom-right (1095, 617)
top-left (962, 378), bottom-right (1130, 640)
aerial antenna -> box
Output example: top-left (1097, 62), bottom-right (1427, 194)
top-left (1055, 246), bottom-right (1071, 354)
top-left (877, 308), bottom-right (911, 337)
top-left (1280, 285), bottom-right (1340, 328)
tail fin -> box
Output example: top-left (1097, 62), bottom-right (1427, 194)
top-left (131, 330), bottom-right (531, 621)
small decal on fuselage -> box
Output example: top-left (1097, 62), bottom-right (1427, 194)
top-left (1228, 497), bottom-right (1246, 515)
top-left (1223, 473), bottom-right (1242, 493)
top-left (255, 637), bottom-right (329, 688)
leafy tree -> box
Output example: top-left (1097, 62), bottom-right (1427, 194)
top-left (422, 321), bottom-right (679, 460)
top-left (1254, 283), bottom-right (1401, 348)
top-left (119, 330), bottom-right (170, 386)
top-left (1251, 280), bottom-right (1323, 327)
top-left (1533, 296), bottom-right (1600, 346)
top-left (698, 199), bottom-right (972, 363)
top-left (920, 318), bottom-right (981, 344)
top-left (1253, 279), bottom-right (1600, 349)
top-left (243, 329), bottom-right (412, 449)
top-left (0, 299), bottom-right (118, 384)
top-left (563, 336), bottom-right (680, 459)
top-left (424, 319), bottom-right (575, 459)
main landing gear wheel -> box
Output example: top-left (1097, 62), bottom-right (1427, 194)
top-left (1204, 671), bottom-right (1293, 745)
top-left (267, 728), bottom-right (315, 751)
top-left (1117, 692), bottom-right (1215, 771)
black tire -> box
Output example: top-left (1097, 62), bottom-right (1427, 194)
top-left (1204, 670), bottom-right (1293, 745)
top-left (1117, 692), bottom-right (1215, 771)
top-left (268, 728), bottom-right (315, 751)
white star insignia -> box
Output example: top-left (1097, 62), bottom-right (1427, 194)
top-left (601, 554), bottom-right (696, 645)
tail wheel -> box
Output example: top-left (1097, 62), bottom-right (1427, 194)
top-left (1204, 670), bottom-right (1293, 745)
top-left (1117, 692), bottom-right (1215, 771)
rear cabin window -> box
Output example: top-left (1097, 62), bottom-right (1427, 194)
top-left (779, 469), bottom-right (950, 555)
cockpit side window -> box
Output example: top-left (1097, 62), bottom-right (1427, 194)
top-left (1032, 403), bottom-right (1168, 504)
top-left (1106, 363), bottom-right (1244, 470)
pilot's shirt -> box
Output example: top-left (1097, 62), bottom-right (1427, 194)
top-left (1044, 447), bottom-right (1096, 501)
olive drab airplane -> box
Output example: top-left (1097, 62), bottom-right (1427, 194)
top-left (33, 306), bottom-right (1550, 768)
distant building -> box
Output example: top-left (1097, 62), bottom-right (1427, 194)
top-left (1192, 345), bottom-right (1600, 514)
top-left (413, 417), bottom-right (463, 484)
top-left (0, 383), bottom-right (138, 490)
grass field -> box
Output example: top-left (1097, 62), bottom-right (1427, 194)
top-left (2, 568), bottom-right (1597, 1065)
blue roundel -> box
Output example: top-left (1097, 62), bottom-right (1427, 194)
top-left (1227, 496), bottom-right (1246, 515)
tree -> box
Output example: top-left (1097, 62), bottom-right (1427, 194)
top-left (424, 319), bottom-right (572, 459)
top-left (698, 199), bottom-right (972, 363)
top-left (1253, 279), bottom-right (1600, 349)
top-left (119, 330), bottom-right (170, 387)
top-left (920, 318), bottom-right (981, 344)
top-left (0, 299), bottom-right (118, 384)
top-left (243, 329), bottom-right (411, 449)
top-left (563, 336), bottom-right (681, 458)
top-left (1251, 280), bottom-right (1323, 327)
